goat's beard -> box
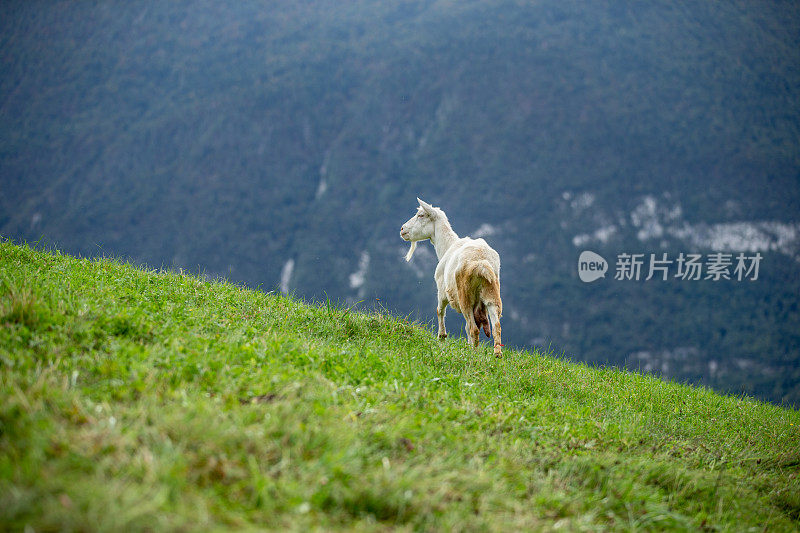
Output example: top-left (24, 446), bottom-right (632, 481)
top-left (405, 241), bottom-right (417, 262)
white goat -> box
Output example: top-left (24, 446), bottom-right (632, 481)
top-left (400, 198), bottom-right (503, 356)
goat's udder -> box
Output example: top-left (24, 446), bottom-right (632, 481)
top-left (474, 303), bottom-right (491, 337)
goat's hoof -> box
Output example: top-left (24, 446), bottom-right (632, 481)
top-left (438, 333), bottom-right (447, 340)
top-left (494, 346), bottom-right (502, 357)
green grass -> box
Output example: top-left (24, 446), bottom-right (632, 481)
top-left (1, 239), bottom-right (798, 532)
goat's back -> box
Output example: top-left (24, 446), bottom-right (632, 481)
top-left (436, 237), bottom-right (500, 280)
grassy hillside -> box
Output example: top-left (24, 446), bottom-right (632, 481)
top-left (1, 240), bottom-right (798, 531)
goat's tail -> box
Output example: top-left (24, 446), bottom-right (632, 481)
top-left (474, 261), bottom-right (502, 313)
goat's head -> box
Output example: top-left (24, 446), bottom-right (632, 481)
top-left (400, 198), bottom-right (438, 261)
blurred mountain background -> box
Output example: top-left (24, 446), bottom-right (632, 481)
top-left (2, 0), bottom-right (799, 404)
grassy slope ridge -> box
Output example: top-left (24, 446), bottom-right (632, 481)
top-left (1, 240), bottom-right (798, 531)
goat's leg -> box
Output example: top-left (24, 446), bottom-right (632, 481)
top-left (465, 316), bottom-right (479, 348)
top-left (436, 296), bottom-right (448, 339)
top-left (487, 304), bottom-right (502, 357)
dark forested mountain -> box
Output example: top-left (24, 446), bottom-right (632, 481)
top-left (2, 1), bottom-right (799, 404)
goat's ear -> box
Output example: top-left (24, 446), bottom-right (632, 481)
top-left (417, 198), bottom-right (435, 216)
